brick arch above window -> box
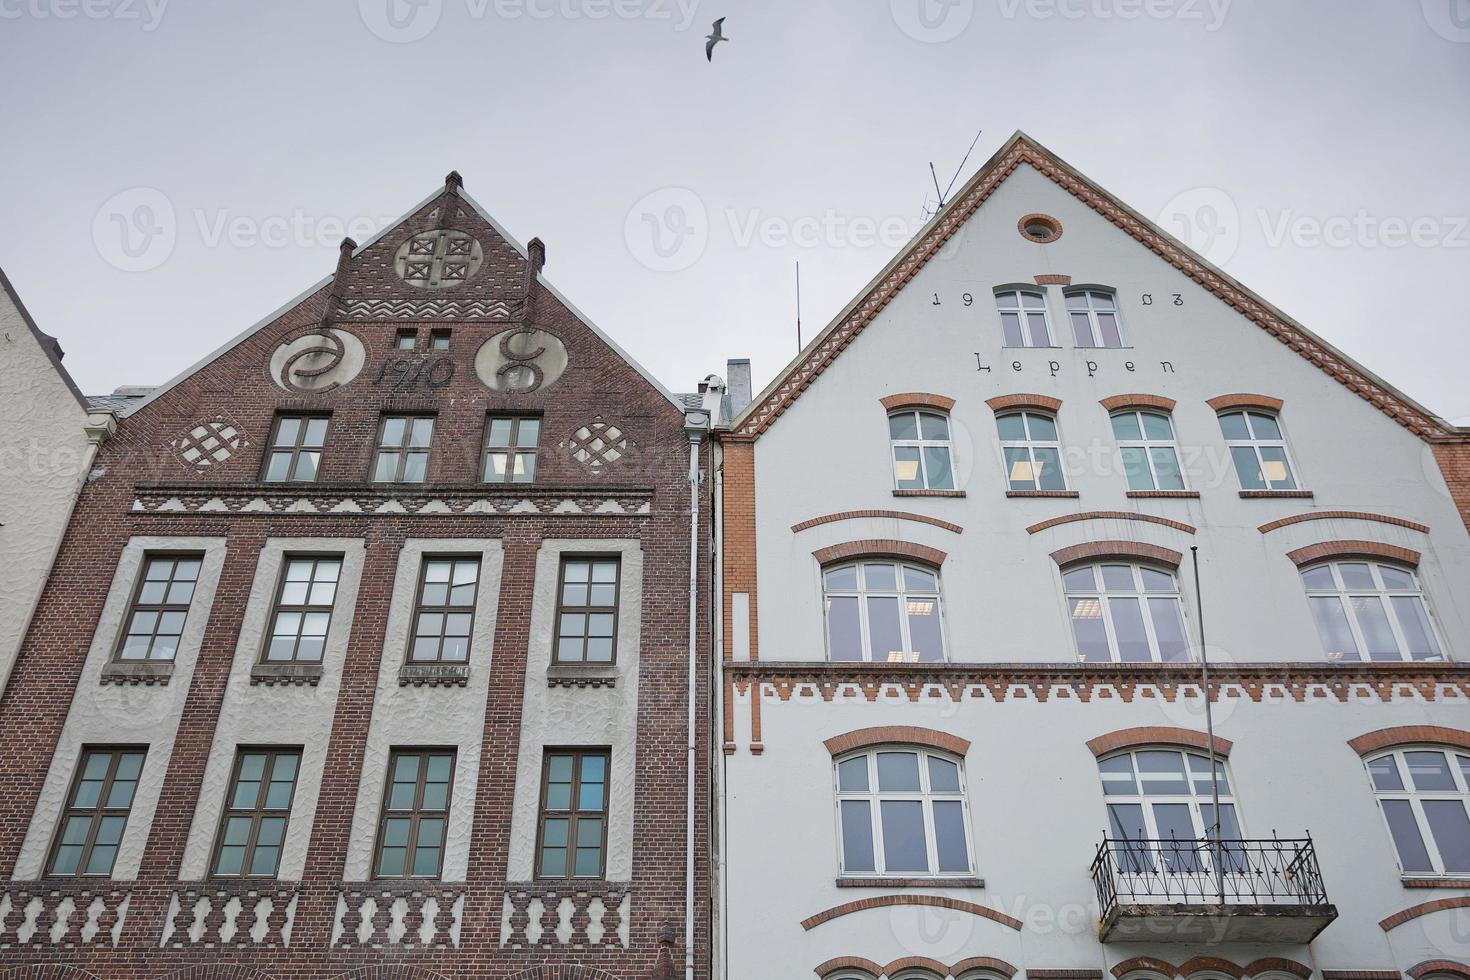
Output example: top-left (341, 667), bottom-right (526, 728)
top-left (1086, 726), bottom-right (1232, 759)
top-left (814, 540), bottom-right (947, 568)
top-left (1258, 511), bottom-right (1430, 534)
top-left (884, 957), bottom-right (952, 978)
top-left (1286, 539), bottom-right (1421, 567)
top-left (1348, 726), bottom-right (1470, 757)
top-left (1207, 393), bottom-right (1285, 413)
top-left (813, 957), bottom-right (883, 978)
top-left (824, 726), bottom-right (971, 757)
top-left (1381, 897), bottom-right (1470, 932)
top-left (1408, 960), bottom-right (1470, 980)
top-left (986, 393), bottom-right (1062, 414)
top-left (1049, 540), bottom-right (1183, 569)
top-left (1100, 393), bottom-right (1178, 413)
top-left (881, 392), bottom-right (956, 413)
top-left (952, 957), bottom-right (1020, 978)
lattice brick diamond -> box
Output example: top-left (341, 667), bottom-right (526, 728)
top-left (171, 416), bottom-right (248, 470)
top-left (565, 418), bottom-right (630, 474)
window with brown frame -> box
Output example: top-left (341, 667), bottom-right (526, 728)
top-left (262, 556), bottom-right (342, 663)
top-left (115, 554), bottom-right (203, 662)
top-left (372, 415), bottom-right (434, 483)
top-left (429, 328), bottom-right (451, 350)
top-left (407, 557), bottom-right (480, 663)
top-left (211, 748), bottom-right (300, 877)
top-left (374, 749), bottom-right (454, 879)
top-left (536, 749), bottom-right (609, 879)
top-left (482, 416), bottom-right (540, 483)
top-left (262, 414), bottom-right (328, 482)
top-left (395, 328), bottom-right (417, 351)
top-left (47, 747), bottom-right (147, 877)
top-left (553, 557), bottom-right (620, 664)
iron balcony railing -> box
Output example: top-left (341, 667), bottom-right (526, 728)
top-left (1091, 834), bottom-right (1329, 917)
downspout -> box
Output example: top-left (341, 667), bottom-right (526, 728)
top-left (683, 417), bottom-right (706, 980)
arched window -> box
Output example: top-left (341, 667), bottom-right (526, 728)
top-left (1099, 748), bottom-right (1240, 871)
top-left (1065, 289), bottom-right (1125, 348)
top-left (1218, 410), bottom-right (1298, 490)
top-left (1110, 410), bottom-right (1186, 491)
top-left (823, 561), bottom-right (944, 663)
top-left (995, 288), bottom-right (1053, 348)
top-left (835, 746), bottom-right (972, 876)
top-left (997, 411), bottom-right (1066, 491)
top-left (1365, 747), bottom-right (1470, 874)
top-left (889, 410), bottom-right (955, 491)
top-left (1301, 561), bottom-right (1444, 662)
top-left (1065, 562), bottom-right (1189, 662)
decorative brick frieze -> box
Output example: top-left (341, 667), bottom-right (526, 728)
top-left (129, 485), bottom-right (654, 518)
top-left (0, 882), bottom-right (131, 948)
top-left (1049, 540), bottom-right (1183, 568)
top-left (160, 883), bottom-right (298, 948)
top-left (1257, 511), bottom-right (1430, 534)
top-left (1286, 540), bottom-right (1421, 567)
top-left (812, 539), bottom-right (948, 567)
top-left (332, 883), bottom-right (465, 948)
top-left (879, 392), bottom-right (957, 413)
top-left (1348, 725), bottom-right (1470, 755)
top-left (499, 881), bottom-right (631, 948)
top-left (1084, 726), bottom-right (1232, 758)
top-left (791, 510), bottom-right (964, 534)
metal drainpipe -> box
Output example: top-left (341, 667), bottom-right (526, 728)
top-left (684, 429), bottom-right (702, 980)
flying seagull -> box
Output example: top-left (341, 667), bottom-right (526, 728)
top-left (705, 17), bottom-right (728, 61)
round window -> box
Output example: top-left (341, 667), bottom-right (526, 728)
top-left (1018, 213), bottom-right (1063, 243)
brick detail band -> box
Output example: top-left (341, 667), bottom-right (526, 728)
top-left (1026, 511), bottom-right (1197, 535)
top-left (792, 510), bottom-right (964, 534)
top-left (1207, 393), bottom-right (1285, 413)
top-left (814, 539), bottom-right (948, 567)
top-left (1049, 540), bottom-right (1183, 568)
top-left (1257, 511), bottom-right (1430, 534)
top-left (880, 392), bottom-right (956, 413)
top-left (1086, 726), bottom-right (1232, 759)
top-left (824, 726), bottom-right (972, 757)
top-left (1408, 961), bottom-right (1470, 980)
top-left (1380, 897), bottom-right (1470, 932)
top-left (800, 894), bottom-right (1024, 932)
top-left (1348, 726), bottom-right (1470, 756)
top-left (1034, 274), bottom-right (1073, 286)
top-left (1100, 394), bottom-right (1178, 413)
top-left (987, 393), bottom-right (1063, 414)
top-left (1286, 540), bottom-right (1421, 567)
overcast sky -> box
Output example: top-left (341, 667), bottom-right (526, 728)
top-left (1, 0), bottom-right (1467, 421)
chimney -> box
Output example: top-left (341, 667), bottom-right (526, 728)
top-left (724, 358), bottom-right (752, 420)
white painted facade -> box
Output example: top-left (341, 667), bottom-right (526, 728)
top-left (715, 143), bottom-right (1470, 979)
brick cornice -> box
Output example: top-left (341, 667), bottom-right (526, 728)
top-left (1286, 540), bottom-right (1421, 567)
top-left (792, 510), bottom-right (964, 534)
top-left (987, 393), bottom-right (1063, 414)
top-left (730, 134), bottom-right (1449, 443)
top-left (1207, 393), bottom-right (1285, 413)
top-left (824, 726), bottom-right (971, 757)
top-left (881, 392), bottom-right (956, 413)
top-left (1086, 726), bottom-right (1232, 758)
top-left (1049, 540), bottom-right (1183, 568)
top-left (800, 894), bottom-right (1023, 931)
top-left (1026, 511), bottom-right (1196, 535)
top-left (1408, 961), bottom-right (1470, 980)
top-left (1100, 393), bottom-right (1177, 413)
top-left (1380, 897), bottom-right (1470, 931)
top-left (1348, 726), bottom-right (1470, 756)
top-left (1258, 511), bottom-right (1430, 534)
top-left (814, 539), bottom-right (947, 567)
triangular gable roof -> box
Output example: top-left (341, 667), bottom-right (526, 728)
top-left (0, 265), bottom-right (91, 413)
top-left (120, 177), bottom-right (681, 418)
top-left (729, 131), bottom-right (1457, 443)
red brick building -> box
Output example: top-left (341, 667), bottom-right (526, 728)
top-left (0, 173), bottom-right (712, 980)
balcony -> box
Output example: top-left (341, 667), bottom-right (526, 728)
top-left (1091, 835), bottom-right (1338, 943)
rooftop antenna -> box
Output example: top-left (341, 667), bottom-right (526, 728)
top-left (922, 128), bottom-right (983, 220)
top-left (795, 261), bottom-right (803, 351)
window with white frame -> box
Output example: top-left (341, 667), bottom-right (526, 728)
top-left (995, 289), bottom-right (1053, 348)
top-left (996, 411), bottom-right (1066, 491)
top-left (1099, 748), bottom-right (1240, 872)
top-left (1065, 563), bottom-right (1190, 663)
top-left (823, 561), bottom-right (944, 663)
top-left (1365, 747), bottom-right (1470, 875)
top-left (1111, 410), bottom-right (1186, 491)
top-left (888, 410), bottom-right (954, 491)
top-left (1301, 561), bottom-right (1444, 662)
top-left (1218, 410), bottom-right (1298, 490)
top-left (835, 747), bottom-right (972, 876)
top-left (1066, 289), bottom-right (1125, 348)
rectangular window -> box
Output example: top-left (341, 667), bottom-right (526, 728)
top-left (374, 749), bottom-right (455, 879)
top-left (212, 748), bottom-right (300, 877)
top-left (262, 556), bottom-right (342, 663)
top-left (373, 415), bottom-right (434, 483)
top-left (262, 415), bottom-right (328, 482)
top-left (48, 747), bottom-right (146, 877)
top-left (115, 554), bottom-right (203, 662)
top-left (536, 749), bottom-right (609, 879)
top-left (483, 416), bottom-right (540, 483)
top-left (429, 328), bottom-right (451, 350)
top-left (395, 329), bottom-right (417, 350)
top-left (995, 289), bottom-right (1053, 348)
top-left (554, 557), bottom-right (620, 664)
top-left (408, 557), bottom-right (480, 662)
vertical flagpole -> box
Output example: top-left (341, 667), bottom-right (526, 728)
top-left (1190, 546), bottom-right (1225, 905)
top-left (795, 261), bottom-right (802, 351)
